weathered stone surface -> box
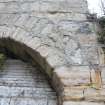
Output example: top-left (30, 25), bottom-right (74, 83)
top-left (0, 0), bottom-right (102, 104)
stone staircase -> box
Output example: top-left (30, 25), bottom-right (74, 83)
top-left (0, 59), bottom-right (57, 105)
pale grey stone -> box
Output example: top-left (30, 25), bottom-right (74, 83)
top-left (47, 51), bottom-right (66, 67)
top-left (23, 16), bottom-right (38, 31)
top-left (15, 14), bottom-right (29, 27)
top-left (63, 101), bottom-right (104, 105)
top-left (65, 39), bottom-right (82, 64)
top-left (0, 98), bottom-right (10, 105)
top-left (81, 46), bottom-right (99, 65)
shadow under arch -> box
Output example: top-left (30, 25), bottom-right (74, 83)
top-left (0, 38), bottom-right (53, 77)
top-left (0, 37), bottom-right (61, 104)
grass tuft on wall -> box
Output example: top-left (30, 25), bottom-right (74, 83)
top-left (97, 16), bottom-right (105, 52)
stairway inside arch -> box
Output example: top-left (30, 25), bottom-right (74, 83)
top-left (0, 59), bottom-right (57, 105)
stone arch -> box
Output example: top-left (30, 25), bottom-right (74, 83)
top-left (0, 25), bottom-right (64, 75)
top-left (0, 17), bottom-right (103, 105)
top-left (0, 26), bottom-right (65, 105)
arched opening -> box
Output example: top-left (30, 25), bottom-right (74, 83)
top-left (0, 38), bottom-right (58, 105)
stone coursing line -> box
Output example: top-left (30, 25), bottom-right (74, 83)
top-left (0, 0), bottom-right (104, 105)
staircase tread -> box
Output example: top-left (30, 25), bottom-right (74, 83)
top-left (0, 59), bottom-right (57, 105)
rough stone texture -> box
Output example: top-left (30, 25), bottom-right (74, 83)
top-left (0, 0), bottom-right (104, 105)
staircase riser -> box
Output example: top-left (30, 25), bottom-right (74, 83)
top-left (0, 59), bottom-right (57, 105)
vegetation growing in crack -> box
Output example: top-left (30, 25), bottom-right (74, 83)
top-left (0, 53), bottom-right (6, 69)
top-left (97, 16), bottom-right (105, 53)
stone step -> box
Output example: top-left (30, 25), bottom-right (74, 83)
top-left (0, 76), bottom-right (47, 82)
top-left (0, 59), bottom-right (57, 105)
top-left (0, 81), bottom-right (50, 88)
top-left (0, 74), bottom-right (46, 79)
top-left (3, 65), bottom-right (32, 69)
top-left (0, 97), bottom-right (57, 105)
top-left (0, 70), bottom-right (41, 74)
top-left (0, 69), bottom-right (46, 75)
top-left (3, 65), bottom-right (35, 69)
top-left (0, 86), bottom-right (56, 98)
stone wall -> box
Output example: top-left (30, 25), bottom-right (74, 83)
top-left (0, 0), bottom-right (104, 105)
